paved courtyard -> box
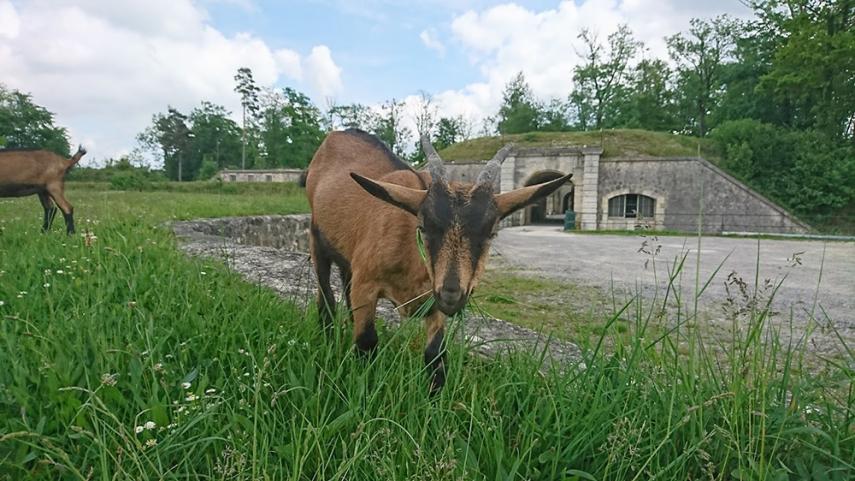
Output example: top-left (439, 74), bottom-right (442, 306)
top-left (492, 226), bottom-right (855, 339)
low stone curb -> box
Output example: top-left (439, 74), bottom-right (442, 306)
top-left (173, 215), bottom-right (585, 370)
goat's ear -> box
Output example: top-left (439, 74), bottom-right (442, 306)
top-left (350, 173), bottom-right (427, 216)
top-left (495, 173), bottom-right (572, 219)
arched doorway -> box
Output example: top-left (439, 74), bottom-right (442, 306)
top-left (523, 171), bottom-right (573, 224)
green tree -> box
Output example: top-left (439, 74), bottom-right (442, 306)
top-left (137, 107), bottom-right (193, 181)
top-left (570, 25), bottom-right (640, 130)
top-left (410, 91), bottom-right (438, 163)
top-left (434, 116), bottom-right (469, 150)
top-left (187, 101), bottom-right (242, 170)
top-left (234, 67), bottom-right (260, 169)
top-left (667, 15), bottom-right (740, 136)
top-left (327, 103), bottom-right (378, 131)
top-left (540, 98), bottom-right (571, 132)
top-left (372, 98), bottom-right (412, 157)
top-left (497, 72), bottom-right (541, 134)
top-left (258, 87), bottom-right (326, 168)
top-left (0, 84), bottom-right (70, 155)
top-left (622, 59), bottom-right (679, 132)
top-left (754, 0), bottom-right (855, 138)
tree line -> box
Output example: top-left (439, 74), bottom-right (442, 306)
top-left (1, 0), bottom-right (851, 225)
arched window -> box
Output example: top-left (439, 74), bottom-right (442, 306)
top-left (608, 194), bottom-right (655, 218)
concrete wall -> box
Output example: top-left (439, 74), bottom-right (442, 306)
top-left (598, 158), bottom-right (808, 234)
top-left (220, 169), bottom-right (303, 183)
top-left (444, 145), bottom-right (807, 234)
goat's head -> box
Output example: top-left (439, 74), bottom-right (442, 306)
top-left (351, 136), bottom-right (571, 315)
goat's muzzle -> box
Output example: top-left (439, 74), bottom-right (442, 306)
top-left (435, 285), bottom-right (467, 316)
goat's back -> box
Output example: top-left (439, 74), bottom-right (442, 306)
top-left (0, 149), bottom-right (68, 188)
top-left (306, 129), bottom-right (428, 265)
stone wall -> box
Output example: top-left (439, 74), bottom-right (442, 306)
top-left (598, 158), bottom-right (809, 234)
top-left (445, 162), bottom-right (492, 187)
top-left (172, 214), bottom-right (311, 252)
top-left (220, 169), bottom-right (303, 183)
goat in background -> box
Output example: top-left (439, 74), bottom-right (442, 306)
top-left (0, 145), bottom-right (86, 234)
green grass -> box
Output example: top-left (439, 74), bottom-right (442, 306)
top-left (438, 129), bottom-right (718, 162)
top-left (3, 182), bottom-right (309, 224)
top-left (1, 184), bottom-right (853, 480)
top-left (474, 270), bottom-right (628, 344)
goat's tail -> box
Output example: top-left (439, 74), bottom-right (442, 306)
top-left (67, 145), bottom-right (87, 169)
top-left (298, 169), bottom-right (308, 187)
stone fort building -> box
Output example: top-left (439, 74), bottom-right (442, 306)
top-left (445, 145), bottom-right (808, 234)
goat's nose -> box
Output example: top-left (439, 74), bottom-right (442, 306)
top-left (440, 285), bottom-right (463, 304)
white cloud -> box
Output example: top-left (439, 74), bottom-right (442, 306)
top-left (0, 0), bottom-right (19, 39)
top-left (0, 0), bottom-right (343, 163)
top-left (420, 28), bottom-right (446, 57)
top-left (303, 46), bottom-right (343, 98)
top-left (275, 49), bottom-right (304, 80)
top-left (427, 0), bottom-right (751, 132)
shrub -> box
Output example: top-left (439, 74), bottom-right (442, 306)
top-left (109, 171), bottom-right (152, 191)
top-left (711, 119), bottom-right (855, 217)
top-left (197, 160), bottom-right (219, 181)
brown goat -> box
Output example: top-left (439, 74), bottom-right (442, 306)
top-left (305, 129), bottom-right (570, 393)
top-left (0, 146), bottom-right (86, 234)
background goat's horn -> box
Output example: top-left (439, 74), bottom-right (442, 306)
top-left (475, 143), bottom-right (513, 188)
top-left (421, 134), bottom-right (446, 183)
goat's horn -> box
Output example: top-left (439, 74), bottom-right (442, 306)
top-left (421, 134), bottom-right (446, 184)
top-left (475, 143), bottom-right (513, 188)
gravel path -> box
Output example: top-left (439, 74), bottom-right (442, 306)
top-left (492, 226), bottom-right (855, 346)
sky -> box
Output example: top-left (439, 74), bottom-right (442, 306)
top-left (0, 0), bottom-right (752, 165)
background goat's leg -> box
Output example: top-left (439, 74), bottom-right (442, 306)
top-left (424, 311), bottom-right (447, 394)
top-left (38, 192), bottom-right (57, 232)
top-left (309, 226), bottom-right (336, 334)
top-left (338, 264), bottom-right (354, 322)
top-left (46, 183), bottom-right (74, 234)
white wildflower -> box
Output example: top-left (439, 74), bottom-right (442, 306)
top-left (134, 425), bottom-right (144, 434)
top-left (153, 363), bottom-right (163, 372)
top-left (205, 388), bottom-right (217, 395)
top-left (145, 439), bottom-right (157, 448)
top-left (56, 270), bottom-right (64, 275)
top-left (43, 283), bottom-right (50, 288)
top-left (200, 271), bottom-right (207, 276)
top-left (144, 421), bottom-right (156, 430)
top-left (288, 339), bottom-right (297, 346)
top-left (181, 382), bottom-right (191, 389)
top-left (100, 373), bottom-right (119, 386)
top-left (0, 300), bottom-right (4, 307)
top-left (185, 393), bottom-right (198, 402)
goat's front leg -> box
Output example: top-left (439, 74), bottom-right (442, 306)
top-left (424, 310), bottom-right (447, 394)
top-left (350, 282), bottom-right (379, 355)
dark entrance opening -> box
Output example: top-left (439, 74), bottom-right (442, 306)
top-left (524, 171), bottom-right (572, 225)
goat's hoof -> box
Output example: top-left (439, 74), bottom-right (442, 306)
top-left (428, 373), bottom-right (445, 396)
top-left (354, 327), bottom-right (378, 356)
